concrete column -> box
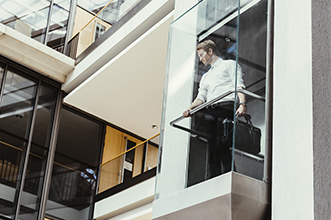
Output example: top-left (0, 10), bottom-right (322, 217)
top-left (273, 0), bottom-right (314, 219)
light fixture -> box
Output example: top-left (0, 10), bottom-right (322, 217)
top-left (150, 124), bottom-right (158, 129)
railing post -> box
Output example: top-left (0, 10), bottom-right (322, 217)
top-left (63, 0), bottom-right (78, 54)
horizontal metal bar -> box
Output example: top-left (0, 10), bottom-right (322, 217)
top-left (100, 133), bottom-right (160, 167)
top-left (170, 89), bottom-right (265, 127)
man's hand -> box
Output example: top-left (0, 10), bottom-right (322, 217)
top-left (235, 105), bottom-right (247, 117)
top-left (183, 109), bottom-right (191, 117)
top-left (183, 99), bottom-right (203, 118)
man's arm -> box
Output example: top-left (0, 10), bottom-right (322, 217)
top-left (183, 99), bottom-right (204, 117)
top-left (236, 86), bottom-right (247, 116)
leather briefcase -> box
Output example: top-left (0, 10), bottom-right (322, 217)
top-left (222, 114), bottom-right (261, 155)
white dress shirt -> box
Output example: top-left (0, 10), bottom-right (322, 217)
top-left (196, 58), bottom-right (245, 103)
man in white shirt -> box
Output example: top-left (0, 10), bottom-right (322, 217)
top-left (183, 40), bottom-right (246, 179)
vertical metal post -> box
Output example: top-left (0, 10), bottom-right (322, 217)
top-left (44, 0), bottom-right (55, 45)
top-left (142, 142), bottom-right (148, 173)
top-left (264, 0), bottom-right (274, 209)
top-left (95, 123), bottom-right (106, 195)
top-left (13, 80), bottom-right (42, 219)
top-left (0, 63), bottom-right (8, 103)
top-left (37, 90), bottom-right (63, 220)
top-left (63, 0), bottom-right (78, 54)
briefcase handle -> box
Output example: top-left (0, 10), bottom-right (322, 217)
top-left (236, 114), bottom-right (254, 129)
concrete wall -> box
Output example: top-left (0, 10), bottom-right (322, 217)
top-left (273, 0), bottom-right (314, 219)
top-left (312, 1), bottom-right (331, 219)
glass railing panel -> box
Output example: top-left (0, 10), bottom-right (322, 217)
top-left (68, 0), bottom-right (144, 58)
top-left (0, 1), bottom-right (72, 53)
top-left (2, 1), bottom-right (51, 43)
top-left (145, 136), bottom-right (159, 172)
top-left (46, 2), bottom-right (70, 53)
top-left (98, 133), bottom-right (159, 194)
top-left (99, 155), bottom-right (122, 192)
top-left (75, 18), bottom-right (97, 57)
top-left (98, 0), bottom-right (142, 23)
top-left (232, 0), bottom-right (267, 180)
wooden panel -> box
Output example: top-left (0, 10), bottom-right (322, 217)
top-left (72, 6), bottom-right (112, 57)
top-left (125, 136), bottom-right (144, 178)
top-left (145, 144), bottom-right (158, 171)
top-left (98, 126), bottom-right (125, 193)
top-left (72, 7), bottom-right (95, 38)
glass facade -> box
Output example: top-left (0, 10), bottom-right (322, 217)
top-left (45, 106), bottom-right (103, 220)
top-left (0, 57), bottom-right (159, 220)
top-left (18, 84), bottom-right (58, 219)
top-left (0, 59), bottom-right (61, 220)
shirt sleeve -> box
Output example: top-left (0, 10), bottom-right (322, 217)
top-left (196, 75), bottom-right (207, 103)
top-left (227, 61), bottom-right (245, 89)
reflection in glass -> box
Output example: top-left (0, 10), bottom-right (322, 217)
top-left (71, 0), bottom-right (143, 57)
top-left (98, 126), bottom-right (159, 194)
top-left (46, 3), bottom-right (70, 52)
top-left (45, 107), bottom-right (102, 220)
top-left (187, 0), bottom-right (267, 186)
top-left (156, 0), bottom-right (267, 189)
top-left (18, 84), bottom-right (58, 220)
top-left (0, 0), bottom-right (51, 43)
top-left (0, 64), bottom-right (3, 85)
top-left (22, 6), bottom-right (51, 43)
top-left (0, 69), bottom-right (38, 219)
top-left (55, 0), bottom-right (72, 11)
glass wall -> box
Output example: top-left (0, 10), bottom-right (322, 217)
top-left (45, 106), bottom-right (103, 220)
top-left (187, 0), bottom-right (267, 186)
top-left (46, 1), bottom-right (71, 52)
top-left (156, 0), bottom-right (268, 199)
top-left (0, 0), bottom-right (72, 52)
top-left (0, 0), bottom-right (149, 59)
top-left (19, 84), bottom-right (59, 219)
top-left (0, 56), bottom-right (159, 220)
top-left (0, 59), bottom-right (62, 220)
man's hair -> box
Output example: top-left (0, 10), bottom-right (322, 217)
top-left (196, 40), bottom-right (220, 56)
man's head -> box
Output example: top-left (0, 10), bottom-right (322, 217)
top-left (196, 40), bottom-right (220, 66)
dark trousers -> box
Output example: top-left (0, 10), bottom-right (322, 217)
top-left (205, 102), bottom-right (234, 179)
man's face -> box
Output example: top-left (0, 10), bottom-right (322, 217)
top-left (197, 48), bottom-right (212, 66)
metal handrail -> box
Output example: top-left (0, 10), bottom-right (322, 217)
top-left (0, 140), bottom-right (81, 174)
top-left (100, 133), bottom-right (160, 167)
top-left (170, 89), bottom-right (265, 127)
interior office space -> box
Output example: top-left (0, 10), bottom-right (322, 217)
top-left (0, 0), bottom-right (330, 220)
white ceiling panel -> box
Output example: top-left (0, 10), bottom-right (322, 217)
top-left (64, 14), bottom-right (173, 139)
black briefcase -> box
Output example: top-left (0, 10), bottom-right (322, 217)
top-left (222, 114), bottom-right (261, 155)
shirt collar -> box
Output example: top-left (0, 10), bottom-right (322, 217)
top-left (210, 57), bottom-right (223, 68)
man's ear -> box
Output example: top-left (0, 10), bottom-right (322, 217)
top-left (208, 48), bottom-right (213, 55)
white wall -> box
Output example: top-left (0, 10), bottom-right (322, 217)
top-left (272, 0), bottom-right (314, 219)
top-left (94, 178), bottom-right (155, 220)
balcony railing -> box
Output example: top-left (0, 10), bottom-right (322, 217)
top-left (66, 0), bottom-right (144, 60)
top-left (98, 133), bottom-right (159, 194)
